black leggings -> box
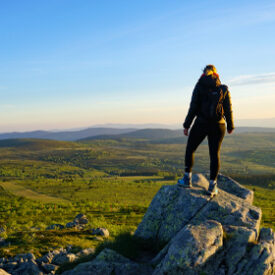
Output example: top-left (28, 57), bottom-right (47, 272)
top-left (185, 119), bottom-right (226, 181)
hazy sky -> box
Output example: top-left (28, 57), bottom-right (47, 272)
top-left (0, 0), bottom-right (275, 132)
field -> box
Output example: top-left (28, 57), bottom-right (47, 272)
top-left (0, 130), bottom-right (274, 260)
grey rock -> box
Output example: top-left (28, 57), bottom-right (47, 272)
top-left (76, 247), bottom-right (95, 257)
top-left (135, 174), bottom-right (213, 243)
top-left (153, 220), bottom-right (223, 274)
top-left (46, 224), bottom-right (65, 230)
top-left (74, 214), bottom-right (88, 225)
top-left (192, 188), bottom-right (261, 236)
top-left (0, 259), bottom-right (5, 264)
top-left (135, 174), bottom-right (261, 245)
top-left (41, 262), bottom-right (59, 273)
top-left (65, 221), bottom-right (78, 229)
top-left (14, 252), bottom-right (36, 262)
top-left (2, 262), bottom-right (18, 272)
top-left (61, 248), bottom-right (153, 275)
top-left (235, 227), bottom-right (275, 275)
top-left (12, 260), bottom-right (43, 275)
top-left (36, 251), bottom-right (54, 264)
top-left (91, 227), bottom-right (110, 238)
top-left (52, 253), bottom-right (77, 265)
top-left (0, 269), bottom-right (11, 275)
top-left (0, 228), bottom-right (5, 234)
top-left (217, 174), bottom-right (254, 204)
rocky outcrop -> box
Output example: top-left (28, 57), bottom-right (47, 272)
top-left (60, 173), bottom-right (274, 275)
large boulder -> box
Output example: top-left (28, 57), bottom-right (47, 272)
top-left (134, 174), bottom-right (212, 243)
top-left (153, 220), bottom-right (223, 274)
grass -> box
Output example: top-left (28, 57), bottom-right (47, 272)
top-left (0, 181), bottom-right (68, 203)
top-left (0, 133), bottom-right (274, 262)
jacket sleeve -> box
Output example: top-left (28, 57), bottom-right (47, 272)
top-left (183, 82), bottom-right (200, 129)
top-left (222, 85), bottom-right (234, 131)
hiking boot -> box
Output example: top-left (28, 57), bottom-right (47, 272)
top-left (207, 181), bottom-right (218, 197)
top-left (177, 174), bottom-right (192, 188)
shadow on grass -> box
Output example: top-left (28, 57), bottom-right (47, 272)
top-left (57, 232), bottom-right (167, 274)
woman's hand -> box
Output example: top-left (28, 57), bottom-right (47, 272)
top-left (183, 128), bottom-right (189, 136)
top-left (227, 129), bottom-right (234, 134)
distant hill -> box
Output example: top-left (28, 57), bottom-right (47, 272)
top-left (0, 126), bottom-right (274, 142)
top-left (79, 128), bottom-right (183, 141)
top-left (79, 127), bottom-right (275, 142)
top-left (0, 127), bottom-right (136, 141)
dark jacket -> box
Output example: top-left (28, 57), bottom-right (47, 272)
top-left (183, 74), bottom-right (234, 131)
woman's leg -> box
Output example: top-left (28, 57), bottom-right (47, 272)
top-left (185, 121), bottom-right (207, 173)
top-left (207, 123), bottom-right (226, 181)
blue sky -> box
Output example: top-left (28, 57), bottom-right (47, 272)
top-left (0, 0), bottom-right (275, 131)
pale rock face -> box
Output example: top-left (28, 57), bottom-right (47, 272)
top-left (153, 220), bottom-right (223, 274)
top-left (134, 174), bottom-right (212, 243)
top-left (0, 269), bottom-right (11, 275)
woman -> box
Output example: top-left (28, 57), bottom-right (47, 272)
top-left (178, 65), bottom-right (234, 196)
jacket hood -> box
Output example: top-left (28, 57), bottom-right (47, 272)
top-left (199, 74), bottom-right (221, 88)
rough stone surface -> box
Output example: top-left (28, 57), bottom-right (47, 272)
top-left (0, 269), bottom-right (10, 275)
top-left (65, 221), bottom-right (78, 229)
top-left (12, 260), bottom-right (43, 275)
top-left (61, 248), bottom-right (153, 275)
top-left (234, 227), bottom-right (275, 275)
top-left (52, 252), bottom-right (77, 265)
top-left (76, 247), bottom-right (95, 257)
top-left (14, 253), bottom-right (36, 262)
top-left (217, 174), bottom-right (254, 204)
top-left (41, 262), bottom-right (59, 273)
top-left (153, 220), bottom-right (223, 274)
top-left (135, 174), bottom-right (211, 243)
top-left (36, 251), bottom-right (54, 264)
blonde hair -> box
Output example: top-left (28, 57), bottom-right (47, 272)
top-left (203, 64), bottom-right (217, 76)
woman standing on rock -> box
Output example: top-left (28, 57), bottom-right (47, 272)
top-left (178, 65), bottom-right (234, 196)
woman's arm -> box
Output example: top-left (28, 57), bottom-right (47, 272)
top-left (222, 85), bottom-right (234, 132)
top-left (183, 83), bottom-right (200, 129)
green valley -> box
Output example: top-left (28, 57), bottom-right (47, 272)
top-left (0, 130), bottom-right (274, 258)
